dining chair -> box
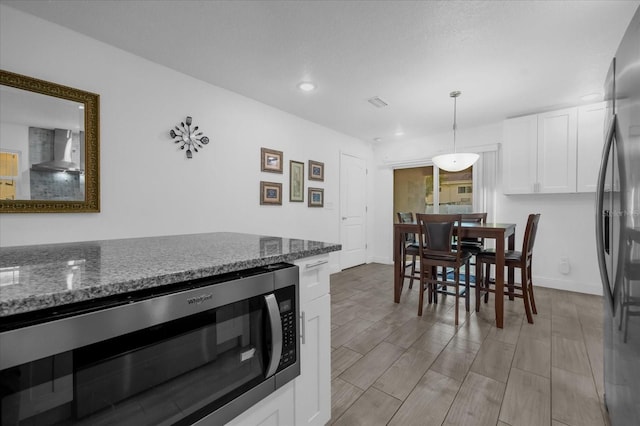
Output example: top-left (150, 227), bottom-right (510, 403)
top-left (416, 213), bottom-right (472, 325)
top-left (447, 212), bottom-right (488, 285)
top-left (475, 213), bottom-right (541, 324)
top-left (397, 212), bottom-right (419, 289)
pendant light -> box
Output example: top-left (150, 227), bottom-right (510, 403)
top-left (432, 91), bottom-right (479, 172)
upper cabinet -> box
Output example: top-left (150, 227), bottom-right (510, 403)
top-left (502, 103), bottom-right (605, 194)
top-left (576, 103), bottom-right (606, 192)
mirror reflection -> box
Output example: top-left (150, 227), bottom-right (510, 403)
top-left (0, 70), bottom-right (100, 213)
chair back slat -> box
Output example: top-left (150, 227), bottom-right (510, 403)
top-left (416, 213), bottom-right (461, 256)
top-left (523, 213), bottom-right (541, 256)
top-left (397, 212), bottom-right (416, 243)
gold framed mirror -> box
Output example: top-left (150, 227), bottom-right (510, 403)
top-left (0, 69), bottom-right (100, 213)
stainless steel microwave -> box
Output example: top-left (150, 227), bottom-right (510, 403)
top-left (0, 263), bottom-right (300, 425)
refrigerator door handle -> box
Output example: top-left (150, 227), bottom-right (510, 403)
top-left (595, 114), bottom-right (616, 312)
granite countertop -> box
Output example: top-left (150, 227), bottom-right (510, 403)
top-left (0, 232), bottom-right (341, 317)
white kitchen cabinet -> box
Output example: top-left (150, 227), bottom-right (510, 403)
top-left (577, 102), bottom-right (606, 192)
top-left (503, 104), bottom-right (604, 194)
top-left (225, 382), bottom-right (295, 426)
top-left (294, 255), bottom-right (331, 426)
top-left (502, 114), bottom-right (538, 194)
top-left (536, 107), bottom-right (577, 193)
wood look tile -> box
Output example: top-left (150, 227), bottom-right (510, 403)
top-left (429, 335), bottom-right (482, 382)
top-left (328, 264), bottom-right (610, 426)
top-left (331, 317), bottom-right (375, 348)
top-left (343, 319), bottom-right (399, 355)
top-left (513, 336), bottom-right (551, 378)
top-left (339, 341), bottom-right (405, 390)
top-left (470, 337), bottom-right (516, 383)
top-left (499, 367), bottom-right (551, 426)
top-left (332, 387), bottom-right (402, 426)
top-left (383, 316), bottom-right (434, 349)
top-left (372, 347), bottom-right (438, 400)
top-left (388, 370), bottom-right (461, 426)
top-left (551, 335), bottom-right (592, 377)
top-left (331, 346), bottom-right (363, 380)
top-left (330, 377), bottom-right (364, 423)
top-left (551, 367), bottom-right (605, 426)
top-left (443, 371), bottom-right (505, 426)
top-left (454, 313), bottom-right (493, 343)
top-left (408, 321), bottom-right (456, 353)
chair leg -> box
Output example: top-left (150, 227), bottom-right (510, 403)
top-left (521, 266), bottom-right (533, 324)
top-left (527, 265), bottom-right (537, 315)
top-left (475, 258), bottom-right (482, 312)
top-left (484, 263), bottom-right (490, 303)
top-left (454, 268), bottom-right (459, 326)
top-left (464, 261), bottom-right (471, 313)
top-left (418, 268), bottom-right (425, 316)
top-left (409, 254), bottom-right (416, 289)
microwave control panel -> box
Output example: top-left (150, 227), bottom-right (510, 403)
top-left (278, 300), bottom-right (296, 369)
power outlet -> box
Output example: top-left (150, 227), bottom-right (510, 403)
top-left (559, 256), bottom-right (571, 275)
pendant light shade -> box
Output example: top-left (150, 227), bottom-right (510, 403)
top-left (432, 91), bottom-right (479, 172)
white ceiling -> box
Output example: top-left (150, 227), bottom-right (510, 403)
top-left (3, 0), bottom-right (638, 144)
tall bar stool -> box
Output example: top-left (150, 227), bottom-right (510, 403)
top-left (475, 213), bottom-right (541, 324)
top-left (416, 213), bottom-right (472, 325)
top-left (397, 212), bottom-right (420, 289)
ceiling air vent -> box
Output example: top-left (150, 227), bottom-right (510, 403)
top-left (367, 96), bottom-right (388, 108)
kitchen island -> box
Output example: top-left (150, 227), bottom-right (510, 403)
top-left (0, 232), bottom-right (339, 426)
top-left (0, 232), bottom-right (339, 316)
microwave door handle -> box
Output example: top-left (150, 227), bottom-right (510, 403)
top-left (595, 114), bottom-right (616, 312)
top-left (264, 294), bottom-right (283, 378)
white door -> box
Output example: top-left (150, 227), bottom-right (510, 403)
top-left (340, 153), bottom-right (367, 269)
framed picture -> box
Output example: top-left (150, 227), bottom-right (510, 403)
top-left (308, 160), bottom-right (324, 181)
top-left (308, 187), bottom-right (324, 207)
top-left (261, 148), bottom-right (283, 173)
top-left (260, 181), bottom-right (282, 205)
top-left (289, 160), bottom-right (304, 202)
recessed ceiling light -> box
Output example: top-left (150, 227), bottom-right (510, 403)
top-left (581, 93), bottom-right (601, 101)
top-left (297, 81), bottom-right (316, 92)
top-left (395, 131), bottom-right (405, 136)
top-left (373, 137), bottom-right (382, 142)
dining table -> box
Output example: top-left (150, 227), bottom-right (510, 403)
top-left (393, 221), bottom-right (517, 329)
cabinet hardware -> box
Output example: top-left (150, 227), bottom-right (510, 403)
top-left (305, 260), bottom-right (328, 269)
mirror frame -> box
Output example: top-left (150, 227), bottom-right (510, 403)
top-left (0, 69), bottom-right (100, 213)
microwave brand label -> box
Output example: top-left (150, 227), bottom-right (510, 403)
top-left (187, 293), bottom-right (213, 305)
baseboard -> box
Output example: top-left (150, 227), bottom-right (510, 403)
top-left (533, 276), bottom-right (603, 296)
top-left (359, 258), bottom-right (603, 296)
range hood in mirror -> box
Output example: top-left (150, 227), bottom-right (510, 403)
top-left (31, 128), bottom-right (82, 173)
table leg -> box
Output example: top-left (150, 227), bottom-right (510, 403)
top-left (495, 233), bottom-right (505, 329)
top-left (508, 233), bottom-right (516, 300)
top-left (394, 227), bottom-right (402, 303)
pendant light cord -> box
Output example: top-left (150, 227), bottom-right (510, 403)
top-left (452, 94), bottom-right (457, 153)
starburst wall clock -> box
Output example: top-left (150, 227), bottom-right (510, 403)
top-left (169, 116), bottom-right (210, 158)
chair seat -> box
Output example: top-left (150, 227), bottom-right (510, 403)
top-left (454, 241), bottom-right (484, 254)
top-left (476, 249), bottom-right (523, 262)
top-left (405, 243), bottom-right (420, 256)
top-left (423, 250), bottom-right (472, 263)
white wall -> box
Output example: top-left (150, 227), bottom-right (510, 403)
top-left (0, 5), bottom-right (373, 273)
top-left (372, 122), bottom-right (602, 295)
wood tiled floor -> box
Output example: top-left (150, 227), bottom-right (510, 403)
top-left (329, 263), bottom-right (609, 426)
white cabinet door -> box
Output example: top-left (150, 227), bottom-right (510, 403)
top-left (225, 382), bottom-right (295, 426)
top-left (537, 107), bottom-right (577, 193)
top-left (577, 102), bottom-right (606, 192)
top-left (295, 255), bottom-right (330, 304)
top-left (503, 114), bottom-right (538, 194)
top-left (295, 293), bottom-right (331, 426)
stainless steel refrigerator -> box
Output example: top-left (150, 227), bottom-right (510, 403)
top-left (595, 6), bottom-right (640, 426)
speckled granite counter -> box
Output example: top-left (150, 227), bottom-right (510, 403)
top-left (0, 232), bottom-right (341, 317)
